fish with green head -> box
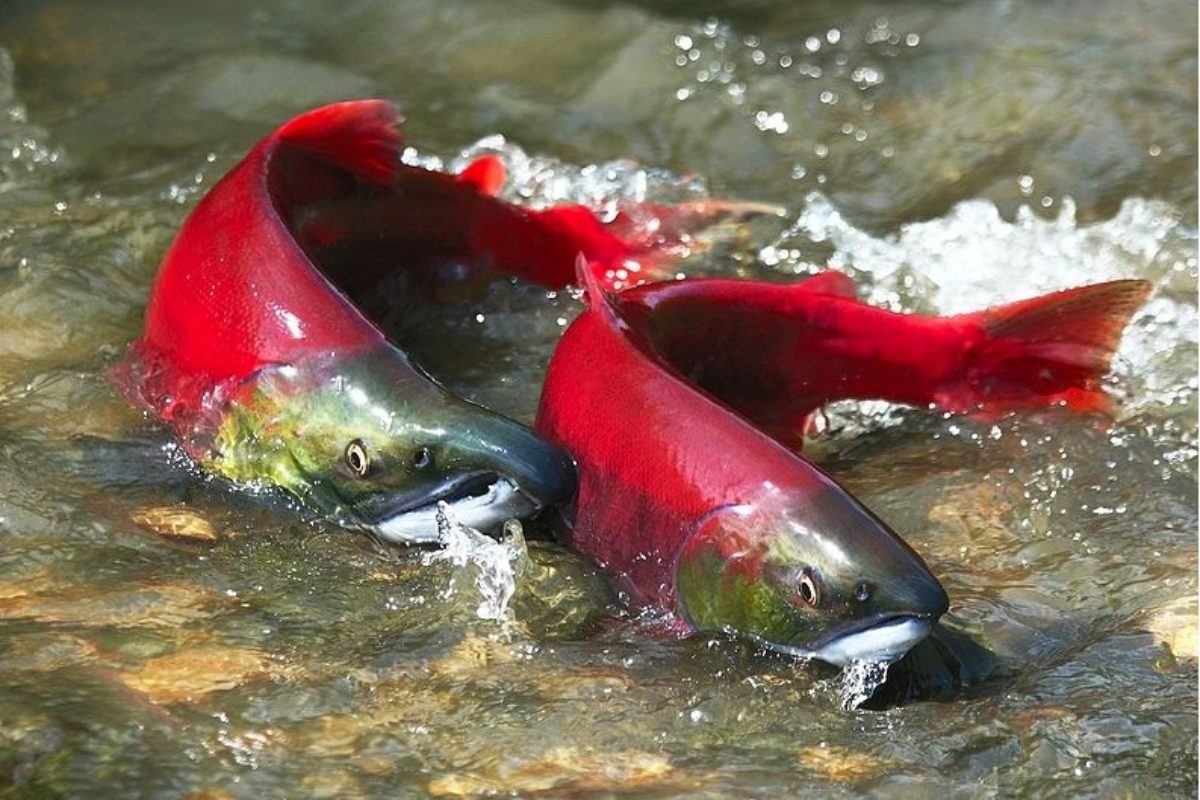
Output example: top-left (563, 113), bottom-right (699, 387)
top-left (535, 261), bottom-right (949, 665)
top-left (535, 258), bottom-right (1144, 664)
top-left (203, 346), bottom-right (575, 542)
top-left (112, 99), bottom-right (775, 540)
top-left (676, 493), bottom-right (948, 665)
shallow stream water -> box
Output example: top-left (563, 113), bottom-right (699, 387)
top-left (0, 2), bottom-right (1196, 797)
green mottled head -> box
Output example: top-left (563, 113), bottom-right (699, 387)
top-left (207, 345), bottom-right (576, 542)
top-left (676, 482), bottom-right (948, 666)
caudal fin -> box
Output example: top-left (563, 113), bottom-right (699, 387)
top-left (493, 198), bottom-right (784, 290)
top-left (946, 279), bottom-right (1152, 415)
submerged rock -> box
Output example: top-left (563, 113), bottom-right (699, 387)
top-left (129, 505), bottom-right (218, 544)
top-left (119, 644), bottom-right (271, 705)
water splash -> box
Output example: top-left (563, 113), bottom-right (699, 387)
top-left (450, 136), bottom-right (710, 214)
top-left (838, 659), bottom-right (891, 710)
top-left (422, 502), bottom-right (528, 621)
top-left (769, 192), bottom-right (1198, 433)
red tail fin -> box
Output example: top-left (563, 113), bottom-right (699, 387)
top-left (946, 279), bottom-right (1152, 415)
top-left (275, 99), bottom-right (404, 186)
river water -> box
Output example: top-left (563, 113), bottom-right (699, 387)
top-left (0, 1), bottom-right (1195, 797)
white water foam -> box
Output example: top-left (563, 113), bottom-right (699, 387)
top-left (421, 502), bottom-right (528, 621)
top-left (838, 659), bottom-right (891, 711)
top-left (768, 192), bottom-right (1197, 430)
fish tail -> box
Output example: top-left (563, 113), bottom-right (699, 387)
top-left (944, 279), bottom-right (1152, 415)
top-left (275, 99), bottom-right (404, 186)
top-left (478, 199), bottom-right (783, 290)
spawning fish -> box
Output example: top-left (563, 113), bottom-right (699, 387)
top-left (534, 260), bottom-right (1148, 665)
top-left (112, 100), bottom-right (752, 541)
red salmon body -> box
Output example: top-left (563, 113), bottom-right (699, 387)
top-left (115, 100), bottom-right (776, 542)
top-left (534, 265), bottom-right (1147, 662)
top-left (614, 272), bottom-right (1151, 448)
top-left (117, 100), bottom-right (764, 442)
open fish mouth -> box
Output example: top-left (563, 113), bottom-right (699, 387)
top-left (755, 613), bottom-right (936, 668)
top-left (371, 473), bottom-right (538, 544)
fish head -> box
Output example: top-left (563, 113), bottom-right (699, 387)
top-left (210, 346), bottom-right (576, 542)
top-left (676, 482), bottom-right (948, 667)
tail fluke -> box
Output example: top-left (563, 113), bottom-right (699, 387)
top-left (942, 279), bottom-right (1152, 415)
top-left (483, 198), bottom-right (785, 291)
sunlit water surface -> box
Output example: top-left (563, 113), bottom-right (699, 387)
top-left (0, 1), bottom-right (1195, 797)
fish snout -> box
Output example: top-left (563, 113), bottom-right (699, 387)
top-left (893, 558), bottom-right (950, 621)
top-left (455, 410), bottom-right (578, 511)
top-left (850, 521), bottom-right (949, 625)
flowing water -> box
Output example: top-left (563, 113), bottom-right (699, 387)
top-left (0, 1), bottom-right (1196, 797)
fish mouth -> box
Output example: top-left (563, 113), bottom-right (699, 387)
top-left (756, 613), bottom-right (937, 668)
top-left (369, 472), bottom-right (538, 544)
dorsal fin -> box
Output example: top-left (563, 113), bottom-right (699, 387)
top-left (458, 155), bottom-right (507, 196)
top-left (275, 99), bottom-right (404, 187)
top-left (792, 270), bottom-right (858, 299)
top-left (574, 253), bottom-right (628, 329)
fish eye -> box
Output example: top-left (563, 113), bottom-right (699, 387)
top-left (797, 567), bottom-right (821, 607)
top-left (411, 446), bottom-right (434, 470)
top-left (345, 439), bottom-right (370, 478)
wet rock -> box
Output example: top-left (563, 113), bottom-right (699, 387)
top-left (797, 743), bottom-right (890, 783)
top-left (299, 769), bottom-right (362, 799)
top-left (1145, 596), bottom-right (1197, 663)
top-left (0, 633), bottom-right (97, 672)
top-left (190, 55), bottom-right (376, 123)
top-left (0, 582), bottom-right (222, 628)
top-left (0, 568), bottom-right (56, 600)
top-left (181, 790), bottom-right (234, 800)
top-left (928, 481), bottom-right (1020, 548)
top-left (427, 746), bottom-right (682, 797)
top-left (130, 505), bottom-right (218, 544)
top-left (0, 714), bottom-right (66, 788)
top-left (118, 644), bottom-right (270, 705)
top-left (428, 633), bottom-right (519, 681)
top-left (509, 541), bottom-right (615, 639)
top-left (535, 669), bottom-right (636, 702)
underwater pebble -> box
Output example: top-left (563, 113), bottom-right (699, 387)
top-left (427, 747), bottom-right (679, 797)
top-left (535, 669), bottom-right (635, 702)
top-left (0, 633), bottom-right (97, 672)
top-left (428, 634), bottom-right (519, 680)
top-left (130, 506), bottom-right (218, 543)
top-left (295, 715), bottom-right (371, 759)
top-left (181, 789), bottom-right (234, 800)
top-left (928, 482), bottom-right (1019, 546)
top-left (797, 743), bottom-right (890, 783)
top-left (299, 769), bottom-right (362, 799)
top-left (1145, 596), bottom-right (1198, 662)
top-left (0, 568), bottom-right (56, 600)
top-left (119, 644), bottom-right (269, 705)
top-left (0, 581), bottom-right (221, 627)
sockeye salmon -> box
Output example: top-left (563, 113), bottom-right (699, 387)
top-left (534, 260), bottom-right (1148, 665)
top-left (112, 100), bottom-right (754, 542)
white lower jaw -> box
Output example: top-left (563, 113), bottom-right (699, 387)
top-left (759, 617), bottom-right (934, 668)
top-left (372, 477), bottom-right (537, 545)
top-left (814, 617), bottom-right (933, 667)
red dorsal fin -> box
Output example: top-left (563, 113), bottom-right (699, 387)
top-left (792, 270), bottom-right (858, 299)
top-left (458, 155), bottom-right (507, 196)
top-left (275, 99), bottom-right (404, 187)
top-left (951, 279), bottom-right (1153, 414)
